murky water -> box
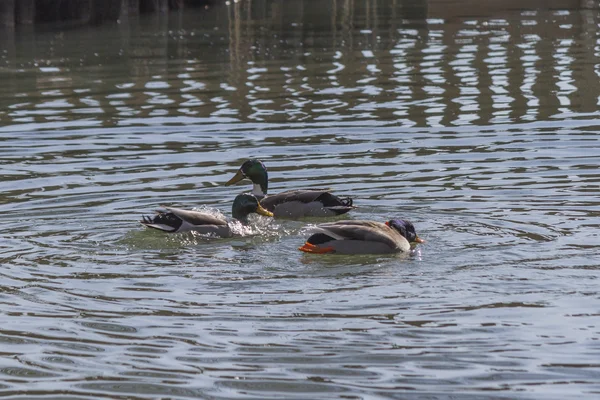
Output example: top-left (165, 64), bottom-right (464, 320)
top-left (1, 0), bottom-right (600, 398)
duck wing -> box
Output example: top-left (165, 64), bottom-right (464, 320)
top-left (140, 207), bottom-right (228, 233)
top-left (163, 207), bottom-right (227, 226)
top-left (313, 220), bottom-right (402, 250)
top-left (260, 189), bottom-right (354, 216)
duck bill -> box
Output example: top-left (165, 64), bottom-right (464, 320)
top-left (225, 170), bottom-right (245, 186)
top-left (413, 236), bottom-right (425, 244)
top-left (256, 205), bottom-right (274, 217)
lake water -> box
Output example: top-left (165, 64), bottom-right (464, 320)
top-left (1, 0), bottom-right (600, 398)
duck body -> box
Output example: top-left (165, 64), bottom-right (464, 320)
top-left (141, 206), bottom-right (234, 236)
top-left (225, 159), bottom-right (355, 218)
top-left (140, 193), bottom-right (273, 237)
top-left (299, 219), bottom-right (423, 255)
top-left (258, 188), bottom-right (353, 218)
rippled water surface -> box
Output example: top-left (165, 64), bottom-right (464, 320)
top-left (1, 0), bottom-right (600, 398)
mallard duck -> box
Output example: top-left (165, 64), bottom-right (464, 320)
top-left (298, 219), bottom-right (424, 255)
top-left (140, 193), bottom-right (273, 237)
top-left (224, 159), bottom-right (355, 218)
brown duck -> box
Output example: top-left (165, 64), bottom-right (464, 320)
top-left (299, 219), bottom-right (424, 255)
top-left (225, 159), bottom-right (355, 218)
top-left (140, 193), bottom-right (273, 237)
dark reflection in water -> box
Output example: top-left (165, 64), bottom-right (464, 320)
top-left (0, 0), bottom-right (598, 127)
top-left (1, 0), bottom-right (600, 399)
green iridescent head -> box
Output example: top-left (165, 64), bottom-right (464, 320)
top-left (231, 193), bottom-right (273, 223)
top-left (225, 159), bottom-right (269, 196)
top-left (386, 219), bottom-right (424, 244)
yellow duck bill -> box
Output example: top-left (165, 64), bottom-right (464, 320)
top-left (256, 205), bottom-right (274, 217)
top-left (225, 170), bottom-right (245, 186)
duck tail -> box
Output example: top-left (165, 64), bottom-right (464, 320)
top-left (140, 213), bottom-right (179, 233)
top-left (340, 197), bottom-right (353, 207)
top-left (327, 196), bottom-right (355, 215)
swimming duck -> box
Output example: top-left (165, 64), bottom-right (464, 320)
top-left (298, 219), bottom-right (424, 255)
top-left (224, 159), bottom-right (355, 218)
top-left (140, 193), bottom-right (273, 237)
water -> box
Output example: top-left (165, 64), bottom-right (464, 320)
top-left (1, 0), bottom-right (600, 398)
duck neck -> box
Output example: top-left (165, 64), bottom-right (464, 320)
top-left (248, 168), bottom-right (268, 197)
top-left (252, 183), bottom-right (266, 198)
top-left (231, 209), bottom-right (250, 225)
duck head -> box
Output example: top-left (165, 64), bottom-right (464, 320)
top-left (225, 159), bottom-right (268, 197)
top-left (231, 193), bottom-right (273, 223)
top-left (386, 219), bottom-right (424, 244)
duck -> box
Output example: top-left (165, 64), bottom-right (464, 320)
top-left (140, 193), bottom-right (273, 237)
top-left (224, 159), bottom-right (355, 218)
top-left (298, 219), bottom-right (424, 255)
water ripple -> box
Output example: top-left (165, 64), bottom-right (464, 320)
top-left (1, 1), bottom-right (600, 399)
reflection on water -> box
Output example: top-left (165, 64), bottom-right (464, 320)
top-left (1, 0), bottom-right (600, 398)
top-left (1, 0), bottom-right (598, 127)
